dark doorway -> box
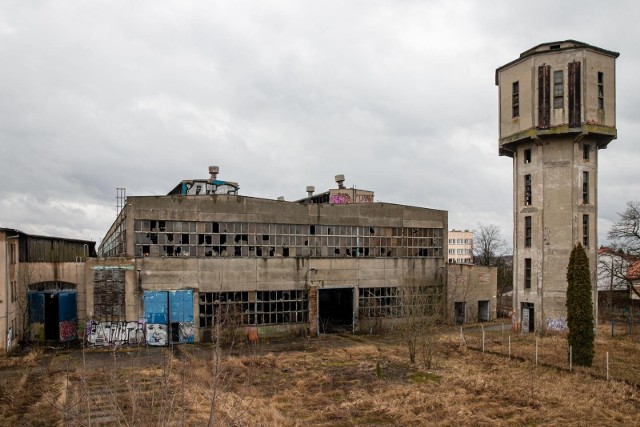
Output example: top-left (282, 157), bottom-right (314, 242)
top-left (478, 300), bottom-right (490, 322)
top-left (44, 293), bottom-right (60, 340)
top-left (521, 302), bottom-right (535, 333)
top-left (454, 301), bottom-right (466, 324)
top-left (28, 285), bottom-right (78, 343)
top-left (318, 288), bottom-right (353, 333)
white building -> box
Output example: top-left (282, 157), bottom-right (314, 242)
top-left (448, 230), bottom-right (473, 265)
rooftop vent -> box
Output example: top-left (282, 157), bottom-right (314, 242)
top-left (208, 166), bottom-right (219, 180)
top-left (335, 174), bottom-right (345, 189)
top-left (306, 186), bottom-right (315, 197)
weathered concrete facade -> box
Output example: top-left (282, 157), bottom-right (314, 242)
top-left (94, 177), bottom-right (448, 344)
top-left (447, 264), bottom-right (497, 323)
top-left (496, 41), bottom-right (618, 332)
top-left (0, 228), bottom-right (95, 352)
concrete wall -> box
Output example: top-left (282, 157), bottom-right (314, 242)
top-left (447, 264), bottom-right (497, 323)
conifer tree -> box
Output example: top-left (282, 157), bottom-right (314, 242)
top-left (566, 243), bottom-right (594, 366)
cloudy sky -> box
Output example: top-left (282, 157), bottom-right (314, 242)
top-left (1, 1), bottom-right (638, 249)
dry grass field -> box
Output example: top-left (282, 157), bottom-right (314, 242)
top-left (1, 324), bottom-right (640, 426)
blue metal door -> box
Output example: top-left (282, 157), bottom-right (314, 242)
top-left (143, 290), bottom-right (194, 345)
top-left (28, 292), bottom-right (45, 342)
top-left (144, 291), bottom-right (169, 346)
top-left (58, 292), bottom-right (77, 342)
top-left (169, 290), bottom-right (194, 343)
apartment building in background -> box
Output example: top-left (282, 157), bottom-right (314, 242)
top-left (448, 229), bottom-right (473, 265)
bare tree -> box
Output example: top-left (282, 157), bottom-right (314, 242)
top-left (473, 224), bottom-right (508, 266)
top-left (597, 249), bottom-right (632, 317)
top-left (496, 258), bottom-right (513, 317)
top-left (608, 201), bottom-right (640, 256)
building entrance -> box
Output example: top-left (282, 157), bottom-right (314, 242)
top-left (521, 302), bottom-right (535, 333)
top-left (318, 288), bottom-right (354, 333)
top-left (28, 286), bottom-right (77, 342)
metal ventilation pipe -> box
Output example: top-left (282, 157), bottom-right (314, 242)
top-left (306, 186), bottom-right (315, 197)
top-left (335, 174), bottom-right (345, 189)
top-left (209, 166), bottom-right (219, 180)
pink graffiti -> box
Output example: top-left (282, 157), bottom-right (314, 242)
top-left (355, 194), bottom-right (374, 203)
top-left (330, 193), bottom-right (352, 204)
top-left (59, 320), bottom-right (77, 342)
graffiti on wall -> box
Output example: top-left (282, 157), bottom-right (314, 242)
top-left (86, 321), bottom-right (145, 346)
top-left (329, 193), bottom-right (374, 204)
top-left (59, 320), bottom-right (78, 342)
top-left (178, 322), bottom-right (195, 343)
top-left (546, 317), bottom-right (568, 332)
top-left (330, 193), bottom-right (352, 204)
top-left (146, 323), bottom-right (168, 346)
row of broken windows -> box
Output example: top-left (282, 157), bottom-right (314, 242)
top-left (133, 220), bottom-right (444, 259)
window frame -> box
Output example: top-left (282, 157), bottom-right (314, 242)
top-left (512, 81), bottom-right (520, 118)
top-left (524, 216), bottom-right (532, 248)
top-left (583, 214), bottom-right (590, 247)
top-left (524, 258), bottom-right (532, 289)
top-left (582, 171), bottom-right (589, 204)
top-left (553, 69), bottom-right (564, 109)
top-left (598, 72), bottom-right (604, 110)
top-left (524, 174), bottom-right (532, 206)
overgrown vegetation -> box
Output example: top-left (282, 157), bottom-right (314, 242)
top-left (566, 243), bottom-right (595, 366)
top-left (2, 326), bottom-right (640, 425)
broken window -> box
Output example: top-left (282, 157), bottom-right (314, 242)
top-left (598, 72), bottom-right (604, 110)
top-left (583, 144), bottom-right (590, 160)
top-left (583, 172), bottom-right (589, 204)
top-left (568, 61), bottom-right (581, 127)
top-left (512, 81), bottom-right (520, 118)
top-left (524, 148), bottom-right (531, 164)
top-left (553, 70), bottom-right (564, 109)
top-left (538, 65), bottom-right (551, 128)
top-left (583, 214), bottom-right (590, 246)
top-left (93, 269), bottom-right (125, 319)
top-left (524, 216), bottom-right (532, 248)
top-left (255, 290), bottom-right (309, 325)
top-left (524, 258), bottom-right (532, 289)
top-left (524, 174), bottom-right (532, 206)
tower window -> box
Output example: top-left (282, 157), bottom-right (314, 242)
top-left (583, 144), bottom-right (590, 160)
top-left (524, 148), bottom-right (531, 164)
top-left (525, 216), bottom-right (532, 248)
top-left (553, 70), bottom-right (564, 109)
top-left (598, 72), bottom-right (604, 110)
top-left (583, 171), bottom-right (589, 204)
top-left (524, 258), bottom-right (532, 289)
top-left (583, 214), bottom-right (590, 246)
top-left (512, 81), bottom-right (520, 118)
top-left (524, 174), bottom-right (532, 206)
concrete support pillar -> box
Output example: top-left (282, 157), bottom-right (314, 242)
top-left (308, 286), bottom-right (318, 336)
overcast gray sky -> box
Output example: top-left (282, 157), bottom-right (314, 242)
top-left (1, 1), bottom-right (638, 249)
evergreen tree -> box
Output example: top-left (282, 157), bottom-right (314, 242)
top-left (566, 243), bottom-right (595, 366)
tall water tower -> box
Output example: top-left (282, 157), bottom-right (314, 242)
top-left (495, 41), bottom-right (619, 332)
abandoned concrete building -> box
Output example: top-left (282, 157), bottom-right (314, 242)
top-left (0, 228), bottom-right (96, 352)
top-left (496, 40), bottom-right (619, 332)
top-left (1, 169), bottom-right (500, 351)
top-left (88, 169), bottom-right (450, 346)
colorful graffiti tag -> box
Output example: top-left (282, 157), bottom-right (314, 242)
top-left (59, 320), bottom-right (78, 342)
top-left (86, 321), bottom-right (145, 346)
top-left (546, 317), bottom-right (568, 332)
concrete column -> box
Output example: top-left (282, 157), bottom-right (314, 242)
top-left (308, 286), bottom-right (318, 336)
